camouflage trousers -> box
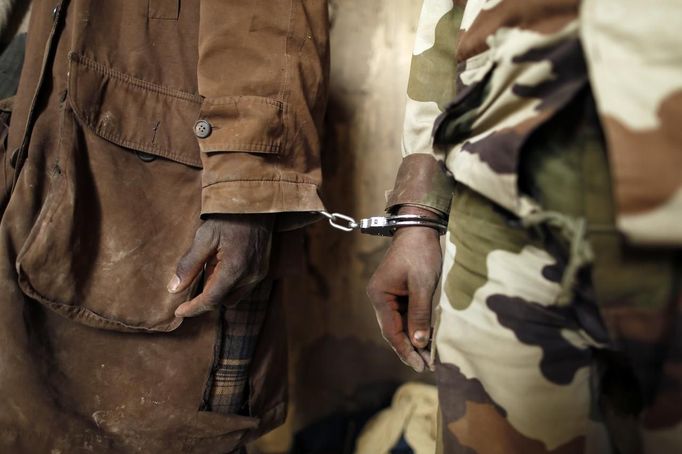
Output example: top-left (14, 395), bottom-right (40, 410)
top-left (433, 92), bottom-right (682, 453)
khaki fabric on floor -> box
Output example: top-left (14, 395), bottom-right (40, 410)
top-left (355, 382), bottom-right (438, 454)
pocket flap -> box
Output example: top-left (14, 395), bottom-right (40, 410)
top-left (16, 56), bottom-right (207, 333)
top-left (68, 52), bottom-right (203, 168)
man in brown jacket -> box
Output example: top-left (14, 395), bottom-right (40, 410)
top-left (0, 1), bottom-right (329, 452)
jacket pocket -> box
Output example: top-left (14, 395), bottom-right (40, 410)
top-left (433, 53), bottom-right (495, 147)
top-left (16, 53), bottom-right (204, 332)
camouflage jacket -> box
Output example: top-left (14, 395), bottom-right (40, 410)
top-left (387, 0), bottom-right (682, 246)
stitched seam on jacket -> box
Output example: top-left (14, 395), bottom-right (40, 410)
top-left (280, 0), bottom-right (295, 148)
top-left (202, 96), bottom-right (286, 110)
top-left (21, 282), bottom-right (179, 332)
top-left (202, 179), bottom-right (318, 189)
top-left (67, 60), bottom-right (202, 168)
top-left (201, 143), bottom-right (282, 153)
top-left (68, 97), bottom-right (200, 167)
top-left (69, 52), bottom-right (202, 103)
top-left (200, 97), bottom-right (288, 156)
top-left (281, 0), bottom-right (294, 103)
top-left (89, 126), bottom-right (201, 167)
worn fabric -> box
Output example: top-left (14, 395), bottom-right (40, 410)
top-left (355, 382), bottom-right (439, 454)
top-left (433, 92), bottom-right (682, 453)
top-left (205, 281), bottom-right (273, 415)
top-left (0, 30), bottom-right (24, 214)
top-left (390, 0), bottom-right (682, 247)
top-left (385, 0), bottom-right (462, 217)
top-left (390, 1), bottom-right (682, 451)
top-left (0, 31), bottom-right (24, 98)
top-left (10, 0), bottom-right (329, 227)
top-left (0, 100), bottom-right (10, 212)
top-left (0, 0), bottom-right (328, 452)
top-left (0, 0), bottom-right (30, 51)
top-left (580, 0), bottom-right (682, 245)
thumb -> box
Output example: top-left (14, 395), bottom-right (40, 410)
top-left (407, 276), bottom-right (436, 349)
top-left (167, 226), bottom-right (216, 294)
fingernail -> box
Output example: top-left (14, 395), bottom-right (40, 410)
top-left (413, 330), bottom-right (429, 345)
top-left (167, 275), bottom-right (181, 293)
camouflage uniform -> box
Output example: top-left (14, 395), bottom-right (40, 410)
top-left (387, 0), bottom-right (682, 452)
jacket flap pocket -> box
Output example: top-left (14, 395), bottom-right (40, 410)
top-left (68, 52), bottom-right (203, 168)
top-left (433, 57), bottom-right (496, 147)
top-left (16, 101), bottom-right (203, 333)
top-left (16, 57), bottom-right (207, 333)
top-left (197, 96), bottom-right (285, 155)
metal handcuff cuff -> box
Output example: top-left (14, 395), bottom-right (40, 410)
top-left (319, 211), bottom-right (447, 237)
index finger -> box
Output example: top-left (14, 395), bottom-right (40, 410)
top-left (371, 295), bottom-right (426, 373)
top-left (174, 261), bottom-right (242, 317)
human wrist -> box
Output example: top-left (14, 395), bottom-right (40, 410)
top-left (396, 205), bottom-right (444, 220)
top-left (392, 206), bottom-right (444, 239)
top-left (204, 213), bottom-right (275, 231)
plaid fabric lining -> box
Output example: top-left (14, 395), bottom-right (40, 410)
top-left (203, 280), bottom-right (272, 415)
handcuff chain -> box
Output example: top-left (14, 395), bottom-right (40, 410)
top-left (320, 210), bottom-right (448, 236)
top-left (320, 211), bottom-right (359, 232)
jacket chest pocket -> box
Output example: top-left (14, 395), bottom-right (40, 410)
top-left (148, 0), bottom-right (180, 20)
top-left (16, 53), bottom-right (204, 333)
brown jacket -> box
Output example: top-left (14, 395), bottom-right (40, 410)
top-left (0, 0), bottom-right (328, 452)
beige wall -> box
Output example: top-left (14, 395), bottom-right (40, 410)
top-left (255, 1), bottom-right (427, 451)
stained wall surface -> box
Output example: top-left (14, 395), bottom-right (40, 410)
top-left (255, 1), bottom-right (430, 451)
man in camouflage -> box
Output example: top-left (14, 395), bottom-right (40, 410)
top-left (368, 0), bottom-right (682, 452)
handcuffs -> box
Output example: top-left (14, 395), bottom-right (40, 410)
top-left (320, 211), bottom-right (447, 237)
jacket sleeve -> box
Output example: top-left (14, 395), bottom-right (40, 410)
top-left (385, 0), bottom-right (463, 216)
top-left (196, 0), bottom-right (329, 222)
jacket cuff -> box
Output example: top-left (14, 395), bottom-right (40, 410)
top-left (201, 177), bottom-right (325, 231)
top-left (385, 153), bottom-right (455, 216)
top-left (196, 95), bottom-right (327, 230)
top-left (202, 179), bottom-right (324, 214)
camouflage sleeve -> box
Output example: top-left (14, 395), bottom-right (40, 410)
top-left (385, 0), bottom-right (464, 216)
top-left (581, 0), bottom-right (682, 246)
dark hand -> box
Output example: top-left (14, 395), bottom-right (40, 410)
top-left (366, 206), bottom-right (443, 372)
top-left (167, 214), bottom-right (274, 317)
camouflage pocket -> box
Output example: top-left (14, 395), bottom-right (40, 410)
top-left (443, 185), bottom-right (546, 311)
